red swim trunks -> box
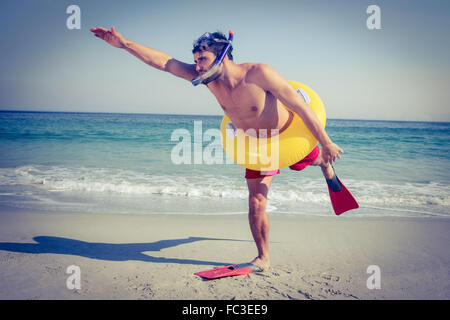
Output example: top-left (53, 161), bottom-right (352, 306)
top-left (245, 145), bottom-right (320, 179)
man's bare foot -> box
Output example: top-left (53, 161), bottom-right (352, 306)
top-left (251, 256), bottom-right (271, 271)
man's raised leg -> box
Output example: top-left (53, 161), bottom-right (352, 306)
top-left (311, 149), bottom-right (334, 179)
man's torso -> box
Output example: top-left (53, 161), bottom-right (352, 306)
top-left (208, 63), bottom-right (292, 136)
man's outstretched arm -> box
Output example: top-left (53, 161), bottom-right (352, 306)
top-left (90, 26), bottom-right (197, 81)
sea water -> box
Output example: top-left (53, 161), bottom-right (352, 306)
top-left (0, 111), bottom-right (449, 218)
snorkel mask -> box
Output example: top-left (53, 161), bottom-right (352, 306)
top-left (192, 30), bottom-right (234, 86)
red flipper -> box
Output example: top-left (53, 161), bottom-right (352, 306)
top-left (328, 176), bottom-right (359, 215)
top-left (194, 263), bottom-right (260, 279)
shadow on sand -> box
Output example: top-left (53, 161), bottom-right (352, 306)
top-left (0, 236), bottom-right (249, 266)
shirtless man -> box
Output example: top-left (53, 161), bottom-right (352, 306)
top-left (90, 27), bottom-right (344, 270)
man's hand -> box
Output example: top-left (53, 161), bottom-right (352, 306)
top-left (90, 26), bottom-right (126, 48)
top-left (321, 142), bottom-right (344, 165)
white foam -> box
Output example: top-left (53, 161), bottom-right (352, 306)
top-left (1, 165), bottom-right (449, 217)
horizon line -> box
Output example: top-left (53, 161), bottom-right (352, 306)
top-left (0, 109), bottom-right (448, 124)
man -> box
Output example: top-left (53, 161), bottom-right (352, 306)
top-left (90, 27), bottom-right (344, 270)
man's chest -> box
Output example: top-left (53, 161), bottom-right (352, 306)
top-left (210, 83), bottom-right (275, 115)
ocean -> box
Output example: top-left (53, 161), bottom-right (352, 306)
top-left (0, 111), bottom-right (449, 218)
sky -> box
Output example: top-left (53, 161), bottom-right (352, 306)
top-left (0, 0), bottom-right (449, 121)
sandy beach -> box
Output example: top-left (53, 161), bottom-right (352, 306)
top-left (0, 210), bottom-right (448, 300)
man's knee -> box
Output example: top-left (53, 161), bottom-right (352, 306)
top-left (249, 193), bottom-right (267, 215)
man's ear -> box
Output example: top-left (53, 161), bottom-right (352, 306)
top-left (222, 55), bottom-right (231, 63)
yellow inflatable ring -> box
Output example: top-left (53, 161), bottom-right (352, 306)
top-left (220, 81), bottom-right (326, 171)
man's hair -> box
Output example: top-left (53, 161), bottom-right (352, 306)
top-left (192, 31), bottom-right (233, 61)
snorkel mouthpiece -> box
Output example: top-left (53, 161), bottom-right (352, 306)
top-left (192, 30), bottom-right (234, 86)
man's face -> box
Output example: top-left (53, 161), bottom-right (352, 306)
top-left (193, 50), bottom-right (217, 74)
